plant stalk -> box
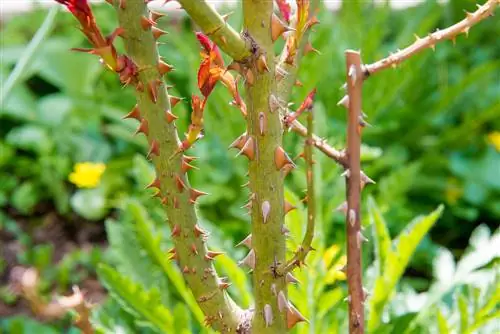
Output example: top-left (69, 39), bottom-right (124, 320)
top-left (345, 50), bottom-right (365, 334)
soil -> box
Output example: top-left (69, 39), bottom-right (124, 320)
top-left (0, 203), bottom-right (108, 319)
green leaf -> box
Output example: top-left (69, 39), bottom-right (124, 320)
top-left (368, 205), bottom-right (444, 332)
top-left (457, 293), bottom-right (469, 332)
top-left (97, 264), bottom-right (174, 333)
top-left (70, 188), bottom-right (108, 221)
top-left (368, 196), bottom-right (393, 277)
top-left (11, 181), bottom-right (41, 214)
top-left (6, 125), bottom-right (52, 153)
top-left (436, 309), bottom-right (450, 334)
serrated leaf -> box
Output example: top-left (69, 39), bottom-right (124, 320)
top-left (97, 264), bottom-right (174, 333)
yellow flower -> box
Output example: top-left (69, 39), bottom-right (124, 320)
top-left (487, 131), bottom-right (500, 151)
top-left (68, 162), bottom-right (106, 188)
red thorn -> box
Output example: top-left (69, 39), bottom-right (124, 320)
top-left (182, 265), bottom-right (190, 273)
top-left (193, 224), bottom-right (206, 238)
top-left (158, 60), bottom-right (174, 75)
top-left (171, 224), bottom-right (181, 237)
top-left (104, 0), bottom-right (114, 4)
top-left (170, 96), bottom-right (182, 108)
top-left (183, 155), bottom-right (198, 163)
top-left (146, 177), bottom-right (161, 190)
top-left (189, 188), bottom-right (209, 204)
top-left (119, 0), bottom-right (126, 9)
top-left (181, 159), bottom-right (197, 174)
top-left (146, 140), bottom-right (160, 160)
top-left (229, 133), bottom-right (248, 151)
top-left (147, 80), bottom-right (159, 104)
top-left (152, 27), bottom-right (168, 40)
top-left (236, 136), bottom-right (255, 160)
top-left (294, 79), bottom-right (303, 87)
top-left (136, 81), bottom-right (144, 92)
top-left (134, 119), bottom-right (149, 136)
top-left (175, 175), bottom-right (186, 192)
top-left (284, 201), bottom-right (296, 215)
top-left (165, 109), bottom-right (178, 123)
top-left (218, 281), bottom-right (231, 290)
top-left (122, 104), bottom-right (141, 120)
top-left (150, 11), bottom-right (165, 22)
top-left (140, 16), bottom-right (156, 31)
top-left (161, 197), bottom-right (168, 205)
top-left (173, 197), bottom-right (179, 208)
top-left (275, 146), bottom-right (295, 170)
top-left (205, 251), bottom-right (224, 260)
top-left (190, 243), bottom-right (198, 255)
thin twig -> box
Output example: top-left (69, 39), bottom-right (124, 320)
top-left (345, 50), bottom-right (365, 334)
top-left (363, 0), bottom-right (498, 78)
top-left (278, 110), bottom-right (316, 274)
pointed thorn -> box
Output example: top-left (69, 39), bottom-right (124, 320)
top-left (271, 13), bottom-right (289, 42)
top-left (193, 224), bottom-right (206, 238)
top-left (206, 251), bottom-right (224, 261)
top-left (171, 224), bottom-right (181, 237)
top-left (286, 272), bottom-right (300, 284)
top-left (284, 201), bottom-right (296, 215)
top-left (236, 234), bottom-right (252, 248)
top-left (218, 281), bottom-right (231, 290)
top-left (335, 202), bottom-right (348, 215)
top-left (257, 54), bottom-right (270, 73)
top-left (264, 304), bottom-right (273, 327)
top-left (275, 146), bottom-right (295, 171)
top-left (175, 175), bottom-right (186, 192)
top-left (146, 140), bottom-right (160, 160)
top-left (348, 209), bottom-right (356, 227)
top-left (189, 188), bottom-right (209, 204)
top-left (119, 0), bottom-right (126, 9)
top-left (237, 136), bottom-right (255, 160)
top-left (147, 81), bottom-right (159, 104)
top-left (287, 303), bottom-right (308, 329)
top-left (229, 132), bottom-right (248, 150)
top-left (146, 177), bottom-right (161, 190)
top-left (182, 265), bottom-right (190, 274)
top-left (190, 243), bottom-right (198, 255)
top-left (173, 196), bottom-right (179, 209)
top-left (258, 112), bottom-right (267, 136)
top-left (278, 291), bottom-right (289, 312)
top-left (134, 119), bottom-right (149, 136)
top-left (140, 16), bottom-right (156, 31)
top-left (152, 27), bottom-right (168, 40)
top-left (158, 60), bottom-right (174, 75)
top-left (170, 96), bottom-right (183, 108)
top-left (238, 249), bottom-right (255, 269)
top-left (337, 95), bottom-right (349, 108)
top-left (150, 11), bottom-right (165, 22)
top-left (123, 104), bottom-right (141, 120)
top-left (165, 109), bottom-right (178, 123)
top-left (261, 201), bottom-right (271, 224)
top-left (221, 11), bottom-right (233, 22)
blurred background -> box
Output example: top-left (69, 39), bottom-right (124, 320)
top-left (0, 0), bottom-right (499, 332)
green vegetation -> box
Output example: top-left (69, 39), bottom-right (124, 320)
top-left (1, 0), bottom-right (498, 333)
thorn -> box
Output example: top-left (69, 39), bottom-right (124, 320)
top-left (150, 11), bottom-right (165, 22)
top-left (205, 251), bottom-right (224, 261)
top-left (181, 159), bottom-right (197, 173)
top-left (119, 0), bottom-right (126, 9)
top-left (123, 104), bottom-right (141, 120)
top-left (465, 11), bottom-right (474, 20)
top-left (462, 26), bottom-right (470, 37)
top-left (147, 80), bottom-right (159, 103)
top-left (236, 234), bottom-right (252, 248)
top-left (165, 109), bottom-right (178, 123)
top-left (271, 13), bottom-right (289, 42)
top-left (360, 171), bottom-right (376, 188)
top-left (271, 283), bottom-right (277, 296)
top-left (183, 155), bottom-right (197, 163)
top-left (169, 96), bottom-right (183, 108)
top-left (335, 202), bottom-right (348, 215)
top-left (167, 247), bottom-right (177, 260)
top-left (175, 175), bottom-right (186, 192)
top-left (158, 59), bottom-right (174, 75)
top-left (238, 249), bottom-right (255, 269)
top-left (275, 146), bottom-right (295, 171)
top-left (182, 265), bottom-right (190, 273)
top-left (140, 16), bottom-right (156, 31)
top-left (303, 41), bottom-right (321, 55)
top-left (134, 119), bottom-right (149, 136)
top-left (241, 181), bottom-right (250, 188)
top-left (357, 231), bottom-right (368, 249)
top-left (341, 169), bottom-right (351, 178)
top-left (284, 201), bottom-right (296, 215)
top-left (229, 132), bottom-right (248, 150)
top-left (236, 136), bottom-right (255, 160)
top-left (193, 224), bottom-right (206, 238)
top-left (348, 209), bottom-right (356, 227)
top-left (337, 95), bottom-right (349, 108)
top-left (348, 65), bottom-right (357, 85)
top-left (189, 188), bottom-right (209, 204)
top-left (221, 11), bottom-right (233, 22)
top-left (135, 81), bottom-right (144, 93)
top-left (161, 197), bottom-right (168, 205)
top-left (413, 33), bottom-right (422, 42)
top-left (344, 295), bottom-right (351, 303)
top-left (227, 61), bottom-right (244, 74)
top-left (146, 140), bottom-right (160, 160)
top-left (218, 281), bottom-right (231, 290)
top-left (263, 304), bottom-right (273, 327)
top-left (146, 177), bottom-right (161, 190)
top-left (286, 272), bottom-right (300, 284)
top-left (257, 54), bottom-right (270, 73)
top-left (152, 27), bottom-right (168, 40)
top-left (294, 79), bottom-right (303, 87)
top-left (269, 94), bottom-right (282, 113)
top-left (190, 243), bottom-right (198, 255)
top-left (258, 112), bottom-right (266, 136)
top-left (245, 69), bottom-right (255, 86)
top-left (171, 224), bottom-right (181, 237)
top-left (261, 201), bottom-right (271, 224)
top-left (287, 303), bottom-right (308, 329)
top-left (281, 225), bottom-right (290, 236)
top-left (278, 291), bottom-right (289, 312)
top-left (173, 196), bottom-right (179, 209)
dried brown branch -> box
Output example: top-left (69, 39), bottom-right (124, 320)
top-left (363, 0), bottom-right (498, 78)
top-left (344, 50), bottom-right (365, 334)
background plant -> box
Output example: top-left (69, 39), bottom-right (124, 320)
top-left (0, 0), bottom-right (499, 333)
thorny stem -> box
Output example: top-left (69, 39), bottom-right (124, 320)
top-left (345, 50), bottom-right (365, 334)
top-left (278, 111), bottom-right (316, 274)
top-left (363, 0), bottom-right (498, 79)
top-left (113, 1), bottom-right (243, 332)
top-left (242, 0), bottom-right (287, 332)
top-left (176, 0), bottom-right (251, 62)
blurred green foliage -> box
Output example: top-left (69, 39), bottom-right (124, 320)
top-left (1, 0), bottom-right (499, 332)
